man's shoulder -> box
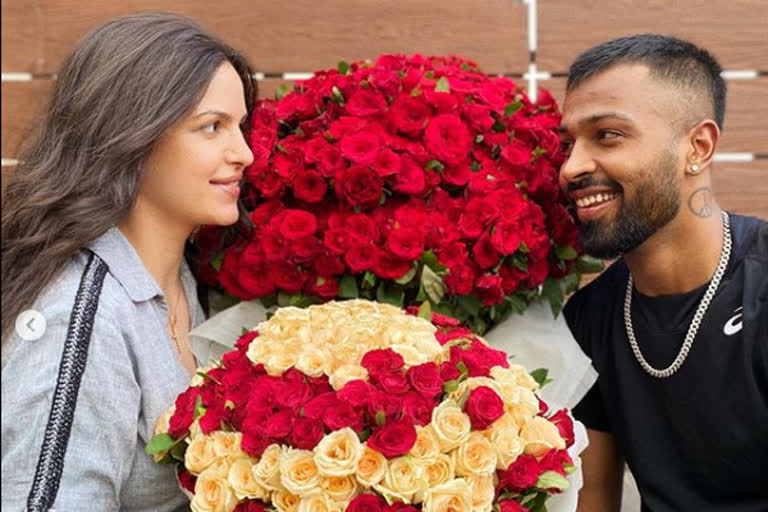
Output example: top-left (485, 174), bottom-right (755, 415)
top-left (566, 259), bottom-right (628, 312)
top-left (730, 213), bottom-right (768, 260)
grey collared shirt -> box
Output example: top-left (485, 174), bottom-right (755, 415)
top-left (2, 228), bottom-right (204, 511)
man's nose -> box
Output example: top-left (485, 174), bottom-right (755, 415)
top-left (559, 141), bottom-right (597, 189)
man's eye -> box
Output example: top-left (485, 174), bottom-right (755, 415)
top-left (560, 140), bottom-right (574, 154)
top-left (598, 130), bottom-right (622, 141)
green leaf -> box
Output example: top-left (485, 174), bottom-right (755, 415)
top-left (362, 271), bottom-right (378, 290)
top-left (555, 245), bottom-right (579, 261)
top-left (210, 252), bottom-right (224, 272)
top-left (376, 282), bottom-right (404, 307)
top-left (492, 120), bottom-right (506, 133)
top-left (417, 300), bottom-right (432, 321)
top-left (339, 275), bottom-right (359, 299)
top-left (195, 371), bottom-right (222, 386)
top-left (456, 361), bottom-right (469, 378)
top-left (457, 295), bottom-right (482, 316)
top-left (145, 433), bottom-right (176, 456)
top-left (511, 253), bottom-right (528, 272)
top-left (331, 86), bottom-right (346, 106)
top-left (421, 265), bottom-right (446, 304)
top-left (170, 440), bottom-right (188, 462)
top-left (435, 76), bottom-right (451, 93)
top-left (505, 294), bottom-right (528, 314)
top-left (241, 326), bottom-right (250, 335)
top-left (260, 294), bottom-right (278, 309)
top-left (530, 368), bottom-right (554, 388)
top-left (410, 87), bottom-right (423, 97)
top-left (443, 379), bottom-right (459, 394)
top-left (504, 100), bottom-right (523, 117)
top-left (395, 263), bottom-right (419, 285)
top-left (535, 470), bottom-right (570, 492)
top-left (561, 272), bottom-right (581, 295)
top-left (375, 410), bottom-right (387, 427)
top-left (275, 84), bottom-right (292, 101)
top-left (518, 242), bottom-right (530, 254)
top-left (575, 254), bottom-right (605, 274)
top-left (542, 277), bottom-right (565, 317)
top-left (532, 147), bottom-right (548, 158)
top-left (471, 160), bottom-right (482, 172)
top-left (425, 159), bottom-right (445, 172)
top-left (358, 428), bottom-right (372, 443)
top-left (421, 250), bottom-right (447, 273)
top-left (195, 395), bottom-right (206, 419)
top-left (475, 134), bottom-right (484, 144)
top-left (337, 60), bottom-right (350, 75)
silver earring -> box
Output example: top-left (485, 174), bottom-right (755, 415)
top-left (689, 163), bottom-right (700, 174)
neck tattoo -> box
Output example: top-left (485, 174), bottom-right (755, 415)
top-left (168, 283), bottom-right (185, 354)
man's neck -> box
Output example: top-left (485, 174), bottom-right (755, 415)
top-left (623, 206), bottom-right (725, 297)
top-left (117, 204), bottom-right (192, 294)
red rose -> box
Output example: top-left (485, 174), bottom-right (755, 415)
top-left (393, 154), bottom-right (426, 195)
top-left (424, 114), bottom-right (472, 166)
top-left (539, 448), bottom-right (573, 476)
top-left (491, 220), bottom-right (523, 255)
top-left (324, 228), bottom-right (353, 255)
top-left (323, 401), bottom-right (360, 430)
top-left (472, 234), bottom-right (501, 270)
top-left (388, 504), bottom-right (419, 512)
top-left (290, 416), bottom-right (325, 450)
top-left (346, 213), bottom-right (380, 243)
top-left (549, 409), bottom-right (575, 448)
top-left (279, 210), bottom-right (318, 240)
top-left (178, 469), bottom-right (197, 494)
top-left (440, 361), bottom-right (462, 381)
top-left (390, 95), bottom-right (431, 135)
top-left (347, 494), bottom-right (387, 512)
top-left (312, 251), bottom-right (346, 277)
top-left (338, 379), bottom-right (374, 408)
top-left (526, 258), bottom-right (549, 288)
top-left (475, 273), bottom-right (505, 306)
top-left (436, 241), bottom-right (468, 268)
top-left (344, 245), bottom-right (378, 273)
top-left (367, 390), bottom-right (404, 422)
top-left (306, 275), bottom-right (340, 299)
top-left (337, 165), bottom-right (384, 209)
top-left (499, 265), bottom-right (523, 295)
top-left (199, 401), bottom-right (228, 434)
top-left (265, 409), bottom-right (294, 439)
top-left (499, 454), bottom-right (542, 492)
top-left (303, 392), bottom-right (340, 420)
top-left (271, 261), bottom-right (307, 294)
top-left (441, 162), bottom-right (472, 186)
top-left (346, 88), bottom-right (388, 117)
top-left (403, 391), bottom-right (435, 426)
top-left (275, 378), bottom-right (313, 409)
top-left (361, 349), bottom-right (405, 375)
top-left (407, 363), bottom-right (443, 398)
top-left (386, 227), bottom-right (425, 260)
top-left (498, 500), bottom-right (530, 512)
top-left (462, 103), bottom-right (494, 132)
top-left (317, 145), bottom-right (345, 177)
top-left (373, 249), bottom-right (412, 279)
top-left (373, 148), bottom-right (402, 177)
top-left (374, 371), bottom-right (411, 395)
top-left (464, 386), bottom-right (504, 429)
top-left (234, 502), bottom-right (269, 512)
top-left (240, 417), bottom-right (271, 457)
top-left (368, 418), bottom-right (418, 458)
top-left (168, 387), bottom-right (201, 439)
top-left (341, 132), bottom-right (381, 165)
top-left (500, 139), bottom-right (532, 167)
top-left (292, 170), bottom-right (328, 203)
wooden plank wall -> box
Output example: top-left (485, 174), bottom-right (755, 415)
top-left (2, 0), bottom-right (766, 220)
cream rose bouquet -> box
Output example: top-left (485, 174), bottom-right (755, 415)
top-left (149, 300), bottom-right (576, 512)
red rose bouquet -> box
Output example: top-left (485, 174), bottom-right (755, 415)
top-left (196, 54), bottom-right (601, 334)
top-left (149, 300), bottom-right (576, 512)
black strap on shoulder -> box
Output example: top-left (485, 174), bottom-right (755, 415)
top-left (26, 253), bottom-right (108, 512)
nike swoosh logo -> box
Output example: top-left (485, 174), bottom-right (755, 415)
top-left (723, 307), bottom-right (743, 336)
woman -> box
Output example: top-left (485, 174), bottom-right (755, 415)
top-left (1, 13), bottom-right (254, 511)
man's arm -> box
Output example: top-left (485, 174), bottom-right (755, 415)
top-left (577, 428), bottom-right (625, 512)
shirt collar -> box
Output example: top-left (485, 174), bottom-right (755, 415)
top-left (88, 228), bottom-right (162, 302)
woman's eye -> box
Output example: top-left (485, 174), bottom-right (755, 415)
top-left (560, 139), bottom-right (574, 154)
top-left (202, 121), bottom-right (220, 134)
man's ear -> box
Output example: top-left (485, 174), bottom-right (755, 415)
top-left (686, 119), bottom-right (720, 174)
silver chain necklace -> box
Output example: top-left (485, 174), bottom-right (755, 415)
top-left (624, 211), bottom-right (731, 378)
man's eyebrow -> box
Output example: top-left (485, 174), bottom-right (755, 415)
top-left (193, 110), bottom-right (248, 123)
top-left (558, 112), bottom-right (635, 134)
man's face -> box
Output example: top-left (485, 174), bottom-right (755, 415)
top-left (558, 64), bottom-right (686, 259)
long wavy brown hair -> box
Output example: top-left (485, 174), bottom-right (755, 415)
top-left (1, 12), bottom-right (256, 341)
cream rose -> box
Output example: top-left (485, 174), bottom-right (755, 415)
top-left (313, 428), bottom-right (363, 477)
top-left (355, 444), bottom-right (388, 487)
top-left (422, 478), bottom-right (473, 512)
top-left (322, 475), bottom-right (358, 504)
top-left (488, 419), bottom-right (525, 469)
top-left (272, 489), bottom-right (301, 512)
top-left (490, 364), bottom-right (539, 391)
top-left (227, 457), bottom-right (268, 500)
top-left (467, 474), bottom-right (496, 512)
top-left (329, 364), bottom-right (368, 390)
top-left (211, 431), bottom-right (245, 464)
top-left (431, 400), bottom-right (471, 452)
top-left (423, 453), bottom-right (455, 488)
top-left (374, 456), bottom-right (428, 504)
top-left (191, 472), bottom-right (237, 512)
top-left (507, 387), bottom-right (540, 429)
top-left (452, 432), bottom-right (497, 476)
top-left (280, 449), bottom-right (322, 497)
top-left (185, 435), bottom-right (217, 475)
top-left (297, 491), bottom-right (334, 512)
top-left (296, 346), bottom-right (330, 378)
top-left (520, 416), bottom-right (566, 456)
top-left (265, 349), bottom-right (299, 376)
top-left (254, 443), bottom-right (285, 491)
top-left (409, 425), bottom-right (441, 460)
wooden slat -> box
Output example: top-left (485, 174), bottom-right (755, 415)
top-left (1, 80), bottom-right (52, 157)
top-left (537, 0), bottom-right (768, 71)
top-left (538, 77), bottom-right (768, 153)
top-left (1, 0), bottom-right (528, 75)
top-left (712, 160), bottom-right (768, 219)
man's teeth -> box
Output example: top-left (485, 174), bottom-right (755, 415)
top-left (575, 192), bottom-right (619, 208)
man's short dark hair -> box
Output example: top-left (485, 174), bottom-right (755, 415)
top-left (566, 34), bottom-right (726, 129)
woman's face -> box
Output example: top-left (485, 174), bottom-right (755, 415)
top-left (139, 62), bottom-right (254, 230)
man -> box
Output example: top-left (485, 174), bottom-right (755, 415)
top-left (558, 34), bottom-right (768, 511)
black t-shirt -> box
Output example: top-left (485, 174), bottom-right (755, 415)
top-left (565, 214), bottom-right (768, 512)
